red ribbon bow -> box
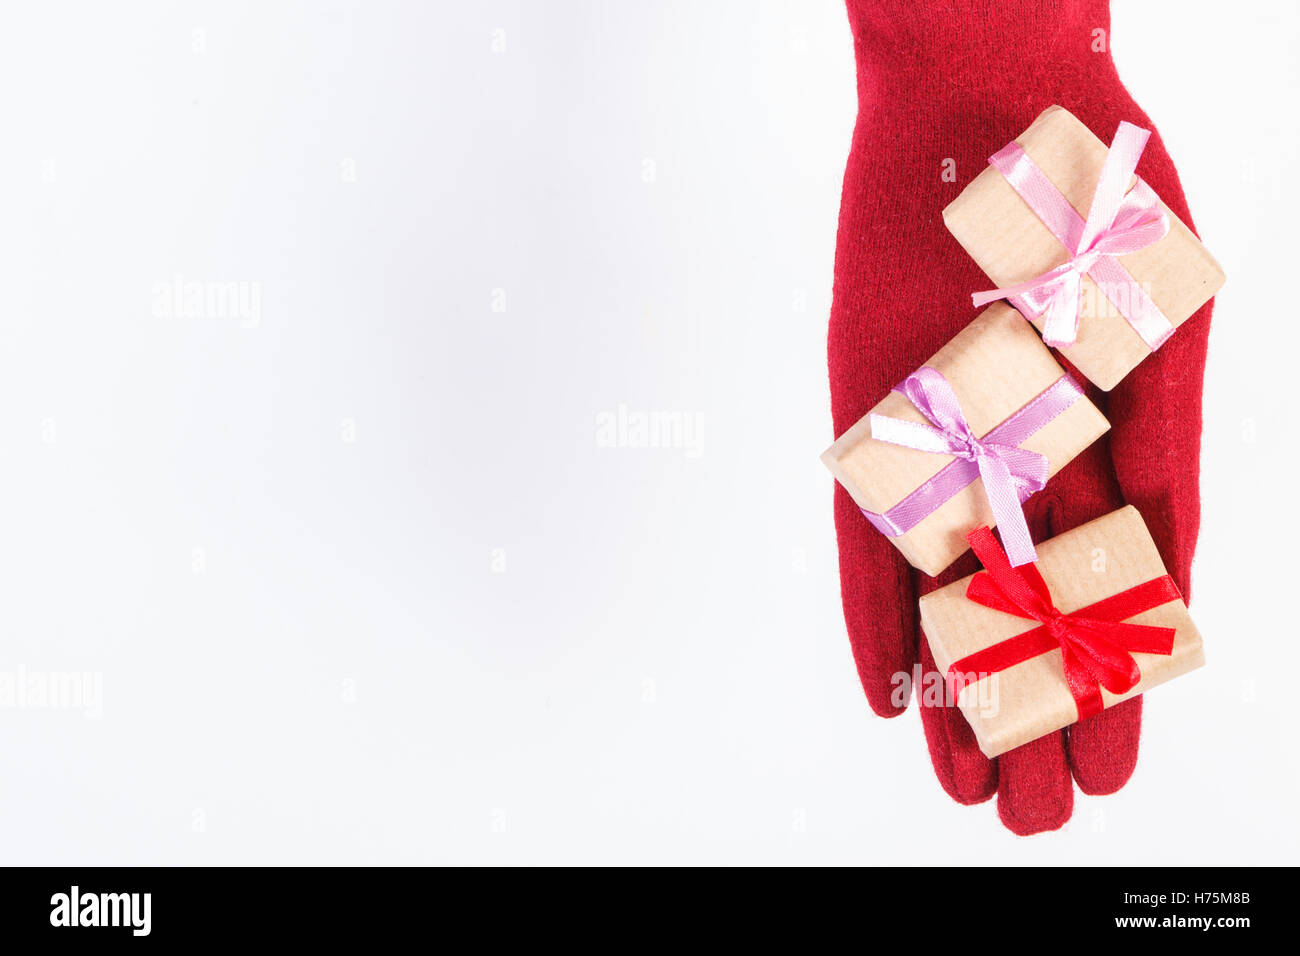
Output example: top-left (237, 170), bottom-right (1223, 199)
top-left (948, 527), bottom-right (1181, 719)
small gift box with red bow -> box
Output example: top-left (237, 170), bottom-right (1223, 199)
top-left (821, 303), bottom-right (1108, 577)
top-left (943, 105), bottom-right (1225, 391)
top-left (918, 506), bottom-right (1205, 758)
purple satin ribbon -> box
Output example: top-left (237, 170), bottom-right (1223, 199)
top-left (859, 367), bottom-right (1084, 568)
top-left (972, 122), bottom-right (1174, 351)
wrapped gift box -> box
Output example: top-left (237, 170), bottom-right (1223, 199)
top-left (943, 105), bottom-right (1225, 390)
top-left (918, 506), bottom-right (1205, 758)
top-left (821, 303), bottom-right (1108, 577)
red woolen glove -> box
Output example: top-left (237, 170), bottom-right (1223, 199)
top-left (829, 0), bottom-right (1215, 834)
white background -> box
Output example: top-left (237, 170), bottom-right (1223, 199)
top-left (2, 1), bottom-right (1296, 865)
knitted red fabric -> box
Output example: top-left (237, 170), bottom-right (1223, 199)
top-left (829, 0), bottom-right (1213, 834)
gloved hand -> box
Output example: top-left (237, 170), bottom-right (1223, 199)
top-left (829, 0), bottom-right (1215, 834)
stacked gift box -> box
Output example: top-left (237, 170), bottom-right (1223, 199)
top-left (822, 106), bottom-right (1224, 759)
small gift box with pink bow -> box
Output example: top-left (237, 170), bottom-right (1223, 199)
top-left (944, 105), bottom-right (1225, 390)
top-left (821, 304), bottom-right (1109, 577)
top-left (918, 506), bottom-right (1205, 758)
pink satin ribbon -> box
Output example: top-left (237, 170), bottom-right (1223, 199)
top-left (860, 367), bottom-right (1084, 568)
top-left (971, 122), bottom-right (1174, 351)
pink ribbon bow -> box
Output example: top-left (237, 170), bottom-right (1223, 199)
top-left (868, 367), bottom-right (1051, 566)
top-left (972, 122), bottom-right (1173, 351)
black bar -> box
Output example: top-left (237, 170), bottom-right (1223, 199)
top-left (0, 866), bottom-right (1287, 943)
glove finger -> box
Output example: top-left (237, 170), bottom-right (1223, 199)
top-left (834, 483), bottom-right (918, 717)
top-left (1032, 469), bottom-right (1145, 796)
top-left (917, 632), bottom-right (997, 804)
top-left (1067, 695), bottom-right (1142, 795)
top-left (1107, 299), bottom-right (1212, 599)
top-left (996, 730), bottom-right (1074, 835)
top-left (989, 491), bottom-right (1077, 835)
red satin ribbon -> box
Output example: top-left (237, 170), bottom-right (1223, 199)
top-left (947, 527), bottom-right (1181, 719)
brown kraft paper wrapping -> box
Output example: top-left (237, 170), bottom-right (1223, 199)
top-left (820, 303), bottom-right (1109, 577)
top-left (943, 105), bottom-right (1225, 391)
top-left (918, 506), bottom-right (1205, 758)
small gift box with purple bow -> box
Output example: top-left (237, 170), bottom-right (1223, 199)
top-left (821, 304), bottom-right (1109, 577)
top-left (944, 105), bottom-right (1225, 390)
top-left (918, 506), bottom-right (1205, 758)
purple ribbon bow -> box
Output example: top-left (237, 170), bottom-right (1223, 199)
top-left (860, 367), bottom-right (1084, 567)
